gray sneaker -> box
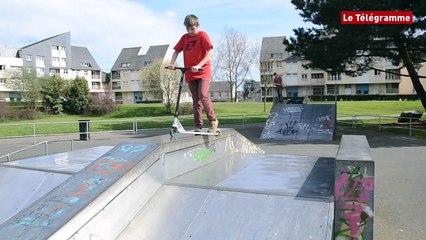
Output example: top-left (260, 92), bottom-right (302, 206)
top-left (194, 127), bottom-right (202, 132)
top-left (208, 119), bottom-right (219, 133)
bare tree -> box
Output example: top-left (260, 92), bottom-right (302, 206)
top-left (140, 59), bottom-right (180, 113)
top-left (160, 66), bottom-right (181, 113)
top-left (214, 27), bottom-right (258, 102)
top-left (140, 59), bottom-right (163, 102)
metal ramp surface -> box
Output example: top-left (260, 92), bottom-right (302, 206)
top-left (0, 146), bottom-right (113, 226)
top-left (117, 153), bottom-right (334, 240)
top-left (0, 129), bottom-right (334, 240)
top-left (260, 103), bottom-right (336, 141)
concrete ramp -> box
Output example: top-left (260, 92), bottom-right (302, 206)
top-left (0, 129), bottom-right (334, 240)
top-left (260, 103), bottom-right (336, 141)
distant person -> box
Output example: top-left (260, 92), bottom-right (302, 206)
top-left (273, 72), bottom-right (283, 102)
top-left (166, 14), bottom-right (219, 133)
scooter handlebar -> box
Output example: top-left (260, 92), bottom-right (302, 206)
top-left (165, 66), bottom-right (203, 72)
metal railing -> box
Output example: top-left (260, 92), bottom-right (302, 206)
top-left (0, 113), bottom-right (424, 148)
top-left (0, 114), bottom-right (270, 142)
top-left (337, 114), bottom-right (426, 136)
top-left (0, 139), bottom-right (74, 163)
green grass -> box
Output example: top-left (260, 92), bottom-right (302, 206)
top-left (336, 100), bottom-right (424, 116)
top-left (0, 100), bottom-right (424, 137)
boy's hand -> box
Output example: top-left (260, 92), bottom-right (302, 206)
top-left (166, 65), bottom-right (175, 70)
top-left (191, 65), bottom-right (201, 72)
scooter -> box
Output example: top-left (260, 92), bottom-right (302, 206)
top-left (167, 67), bottom-right (221, 138)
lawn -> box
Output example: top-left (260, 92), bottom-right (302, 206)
top-left (0, 100), bottom-right (424, 137)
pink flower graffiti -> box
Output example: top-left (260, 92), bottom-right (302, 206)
top-left (335, 167), bottom-right (374, 239)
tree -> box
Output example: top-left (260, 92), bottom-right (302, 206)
top-left (242, 80), bottom-right (256, 101)
top-left (6, 67), bottom-right (42, 110)
top-left (285, 0), bottom-right (426, 109)
top-left (140, 59), bottom-right (180, 113)
top-left (140, 59), bottom-right (163, 102)
top-left (63, 77), bottom-right (90, 114)
top-left (160, 65), bottom-right (181, 113)
top-left (41, 75), bottom-right (67, 114)
top-left (214, 27), bottom-right (258, 102)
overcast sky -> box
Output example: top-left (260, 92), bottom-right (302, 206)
top-left (0, 0), bottom-right (310, 73)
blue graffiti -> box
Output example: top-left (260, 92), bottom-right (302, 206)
top-left (119, 144), bottom-right (147, 154)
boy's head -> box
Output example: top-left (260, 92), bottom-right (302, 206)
top-left (184, 14), bottom-right (200, 36)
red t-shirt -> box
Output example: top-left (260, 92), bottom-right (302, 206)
top-left (174, 31), bottom-right (213, 82)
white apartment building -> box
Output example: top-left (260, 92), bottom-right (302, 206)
top-left (0, 32), bottom-right (108, 102)
top-left (260, 36), bottom-right (425, 101)
top-left (0, 45), bottom-right (22, 101)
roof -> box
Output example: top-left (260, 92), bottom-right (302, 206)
top-left (260, 36), bottom-right (291, 60)
top-left (0, 45), bottom-right (18, 57)
top-left (20, 32), bottom-right (70, 50)
top-left (71, 46), bottom-right (101, 70)
top-left (111, 45), bottom-right (170, 71)
top-left (180, 81), bottom-right (231, 94)
top-left (210, 81), bottom-right (231, 92)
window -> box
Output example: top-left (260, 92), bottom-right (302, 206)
top-left (26, 55), bottom-right (32, 61)
top-left (270, 53), bottom-right (283, 59)
top-left (112, 82), bottom-right (121, 90)
top-left (301, 73), bottom-right (307, 80)
top-left (374, 69), bottom-right (381, 76)
top-left (385, 69), bottom-right (401, 80)
top-left (36, 56), bottom-right (45, 61)
top-left (51, 45), bottom-right (59, 50)
top-left (60, 46), bottom-right (66, 51)
top-left (80, 62), bottom-right (92, 67)
top-left (0, 65), bottom-right (5, 71)
top-left (311, 73), bottom-right (324, 79)
top-left (328, 72), bottom-right (341, 81)
top-left (84, 70), bottom-right (88, 75)
top-left (36, 68), bottom-right (45, 76)
top-left (52, 57), bottom-right (59, 62)
top-left (312, 86), bottom-right (324, 96)
top-left (276, 62), bottom-right (282, 68)
top-left (121, 62), bottom-right (131, 68)
top-left (92, 82), bottom-right (101, 90)
top-left (344, 84), bottom-right (351, 89)
top-left (144, 61), bottom-right (152, 66)
top-left (327, 85), bottom-right (339, 95)
top-left (0, 78), bottom-right (6, 84)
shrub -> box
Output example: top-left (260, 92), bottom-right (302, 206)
top-left (84, 96), bottom-right (118, 116)
top-left (6, 108), bottom-right (37, 120)
top-left (178, 103), bottom-right (194, 115)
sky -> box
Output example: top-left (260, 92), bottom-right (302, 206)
top-left (0, 0), bottom-right (311, 76)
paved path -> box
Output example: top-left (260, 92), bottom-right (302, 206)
top-left (1, 124), bottom-right (425, 240)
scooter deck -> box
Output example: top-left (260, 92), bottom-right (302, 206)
top-left (181, 129), bottom-right (221, 136)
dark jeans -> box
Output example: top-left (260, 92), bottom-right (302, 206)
top-left (275, 88), bottom-right (283, 102)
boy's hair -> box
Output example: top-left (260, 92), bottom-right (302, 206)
top-left (184, 14), bottom-right (199, 27)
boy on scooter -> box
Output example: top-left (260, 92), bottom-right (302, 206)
top-left (166, 14), bottom-right (219, 133)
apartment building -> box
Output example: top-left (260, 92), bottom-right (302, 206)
top-left (0, 45), bottom-right (22, 101)
top-left (260, 36), bottom-right (424, 101)
top-left (110, 45), bottom-right (174, 104)
top-left (0, 32), bottom-right (107, 102)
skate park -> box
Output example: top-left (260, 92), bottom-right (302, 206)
top-left (0, 103), bottom-right (425, 239)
